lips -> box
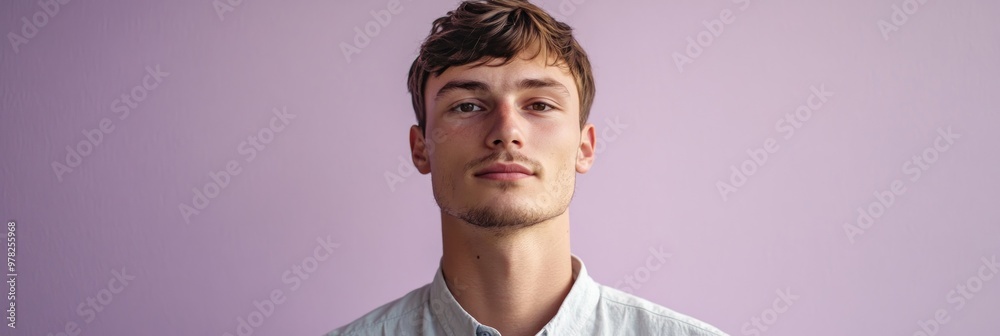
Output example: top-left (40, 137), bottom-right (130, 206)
top-left (474, 162), bottom-right (533, 177)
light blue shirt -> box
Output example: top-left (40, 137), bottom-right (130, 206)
top-left (327, 255), bottom-right (728, 336)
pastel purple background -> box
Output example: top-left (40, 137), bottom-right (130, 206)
top-left (2, 0), bottom-right (999, 335)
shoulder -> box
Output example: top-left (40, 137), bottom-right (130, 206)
top-left (325, 284), bottom-right (430, 336)
top-left (597, 285), bottom-right (728, 336)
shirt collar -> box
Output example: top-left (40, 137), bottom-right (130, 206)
top-left (428, 254), bottom-right (600, 336)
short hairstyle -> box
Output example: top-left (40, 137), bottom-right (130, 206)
top-left (407, 0), bottom-right (596, 136)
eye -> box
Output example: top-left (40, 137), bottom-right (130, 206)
top-left (527, 102), bottom-right (553, 111)
top-left (452, 102), bottom-right (484, 113)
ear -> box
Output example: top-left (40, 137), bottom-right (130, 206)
top-left (410, 125), bottom-right (432, 174)
top-left (576, 123), bottom-right (596, 173)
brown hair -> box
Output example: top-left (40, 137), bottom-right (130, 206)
top-left (407, 0), bottom-right (596, 136)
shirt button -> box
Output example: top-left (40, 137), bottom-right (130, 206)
top-left (476, 325), bottom-right (494, 336)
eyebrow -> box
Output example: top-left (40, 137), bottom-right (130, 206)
top-left (434, 80), bottom-right (489, 102)
top-left (518, 78), bottom-right (571, 98)
top-left (433, 78), bottom-right (571, 102)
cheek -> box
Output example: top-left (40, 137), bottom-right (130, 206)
top-left (537, 133), bottom-right (582, 180)
top-left (427, 127), bottom-right (475, 176)
top-left (427, 115), bottom-right (478, 148)
top-left (424, 127), bottom-right (450, 157)
top-left (541, 124), bottom-right (581, 153)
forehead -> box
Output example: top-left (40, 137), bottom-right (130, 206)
top-left (425, 54), bottom-right (579, 98)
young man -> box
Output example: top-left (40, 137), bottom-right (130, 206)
top-left (328, 1), bottom-right (727, 335)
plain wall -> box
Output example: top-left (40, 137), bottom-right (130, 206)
top-left (1, 0), bottom-right (998, 335)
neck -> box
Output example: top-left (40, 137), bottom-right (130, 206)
top-left (440, 210), bottom-right (574, 336)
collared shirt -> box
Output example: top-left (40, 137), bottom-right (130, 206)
top-left (327, 255), bottom-right (728, 336)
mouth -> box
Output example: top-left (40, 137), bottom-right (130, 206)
top-left (476, 172), bottom-right (533, 181)
top-left (474, 162), bottom-right (534, 181)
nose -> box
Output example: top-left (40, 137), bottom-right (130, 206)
top-left (486, 101), bottom-right (524, 150)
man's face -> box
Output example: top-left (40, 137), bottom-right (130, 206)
top-left (409, 52), bottom-right (596, 231)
